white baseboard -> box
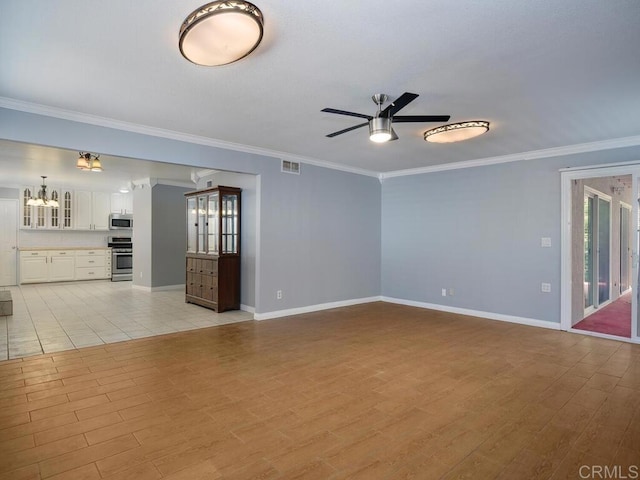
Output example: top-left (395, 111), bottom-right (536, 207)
top-left (131, 284), bottom-right (151, 292)
top-left (240, 304), bottom-right (255, 314)
top-left (381, 296), bottom-right (561, 331)
top-left (150, 284), bottom-right (184, 292)
top-left (254, 296), bottom-right (382, 321)
top-left (131, 284), bottom-right (184, 292)
top-left (568, 327), bottom-right (640, 344)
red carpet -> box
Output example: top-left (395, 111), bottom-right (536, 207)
top-left (573, 291), bottom-right (632, 338)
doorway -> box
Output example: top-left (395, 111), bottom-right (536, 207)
top-left (561, 166), bottom-right (639, 341)
top-left (0, 199), bottom-right (18, 286)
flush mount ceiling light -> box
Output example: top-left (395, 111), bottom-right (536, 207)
top-left (179, 0), bottom-right (264, 66)
top-left (77, 152), bottom-right (102, 172)
top-left (27, 176), bottom-right (59, 208)
top-left (424, 121), bottom-right (490, 143)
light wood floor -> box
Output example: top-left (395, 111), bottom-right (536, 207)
top-left (1, 302), bottom-right (639, 479)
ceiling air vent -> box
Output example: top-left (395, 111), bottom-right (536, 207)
top-left (281, 159), bottom-right (300, 175)
top-left (206, 180), bottom-right (213, 188)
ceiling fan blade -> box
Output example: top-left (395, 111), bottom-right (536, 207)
top-left (392, 115), bottom-right (451, 123)
top-left (326, 121), bottom-right (369, 138)
top-left (321, 108), bottom-right (372, 120)
top-left (380, 92), bottom-right (419, 118)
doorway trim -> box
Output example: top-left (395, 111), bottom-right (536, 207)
top-left (560, 163), bottom-right (640, 341)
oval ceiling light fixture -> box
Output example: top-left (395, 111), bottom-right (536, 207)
top-left (179, 0), bottom-right (264, 66)
top-left (424, 121), bottom-right (490, 143)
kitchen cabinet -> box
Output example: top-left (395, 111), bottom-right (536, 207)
top-left (20, 186), bottom-right (73, 229)
top-left (110, 193), bottom-right (133, 214)
top-left (185, 186), bottom-right (241, 312)
top-left (20, 250), bottom-right (76, 283)
top-left (20, 248), bottom-right (111, 284)
top-left (48, 250), bottom-right (75, 282)
top-left (75, 191), bottom-right (111, 230)
top-left (75, 249), bottom-right (111, 280)
top-left (19, 251), bottom-right (49, 283)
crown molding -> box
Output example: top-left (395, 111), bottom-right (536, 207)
top-left (380, 135), bottom-right (640, 179)
top-left (0, 97), bottom-right (380, 179)
top-left (3, 97), bottom-right (639, 181)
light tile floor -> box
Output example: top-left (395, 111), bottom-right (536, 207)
top-left (0, 281), bottom-right (253, 360)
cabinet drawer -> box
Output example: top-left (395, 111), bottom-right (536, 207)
top-left (20, 250), bottom-right (47, 258)
top-left (77, 250), bottom-right (105, 256)
top-left (76, 256), bottom-right (105, 268)
top-left (75, 267), bottom-right (105, 280)
top-left (50, 250), bottom-right (75, 257)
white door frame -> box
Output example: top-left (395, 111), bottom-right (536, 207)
top-left (561, 163), bottom-right (640, 341)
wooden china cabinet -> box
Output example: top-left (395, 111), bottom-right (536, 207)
top-left (185, 186), bottom-right (241, 312)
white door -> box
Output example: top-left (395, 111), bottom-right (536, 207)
top-left (0, 199), bottom-right (18, 286)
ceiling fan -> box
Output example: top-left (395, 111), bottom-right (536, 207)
top-left (321, 92), bottom-right (450, 143)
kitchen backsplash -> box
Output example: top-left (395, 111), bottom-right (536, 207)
top-left (19, 230), bottom-right (110, 248)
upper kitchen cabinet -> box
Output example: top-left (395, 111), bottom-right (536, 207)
top-left (74, 191), bottom-right (111, 230)
top-left (20, 186), bottom-right (73, 229)
top-left (110, 193), bottom-right (133, 214)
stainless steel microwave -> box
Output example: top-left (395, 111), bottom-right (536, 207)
top-left (109, 213), bottom-right (133, 230)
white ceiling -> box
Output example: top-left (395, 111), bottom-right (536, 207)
top-left (1, 0), bottom-right (640, 179)
top-left (0, 139), bottom-right (204, 192)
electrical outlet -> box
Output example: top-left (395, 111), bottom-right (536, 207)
top-left (448, 288), bottom-right (455, 296)
top-left (276, 290), bottom-right (283, 300)
top-left (541, 237), bottom-right (551, 248)
top-left (541, 283), bottom-right (551, 293)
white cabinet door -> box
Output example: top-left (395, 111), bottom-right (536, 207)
top-left (74, 191), bottom-right (93, 230)
top-left (92, 192), bottom-right (111, 230)
top-left (49, 252), bottom-right (75, 282)
top-left (20, 255), bottom-right (48, 283)
top-left (110, 193), bottom-right (133, 214)
top-left (74, 191), bottom-right (111, 230)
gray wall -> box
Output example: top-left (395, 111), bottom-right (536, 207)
top-left (197, 171), bottom-right (257, 309)
top-left (151, 184), bottom-right (189, 288)
top-left (0, 108), bottom-right (381, 314)
top-left (382, 146), bottom-right (640, 324)
top-left (132, 184), bottom-right (152, 288)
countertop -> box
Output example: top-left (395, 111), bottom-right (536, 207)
top-left (19, 247), bottom-right (110, 251)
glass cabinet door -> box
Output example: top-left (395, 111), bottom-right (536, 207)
top-left (221, 193), bottom-right (239, 254)
top-left (186, 197), bottom-right (197, 253)
top-left (63, 191), bottom-right (72, 228)
top-left (207, 192), bottom-right (219, 255)
top-left (197, 195), bottom-right (207, 254)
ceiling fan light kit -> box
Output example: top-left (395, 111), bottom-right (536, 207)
top-left (424, 121), bottom-right (490, 143)
top-left (369, 117), bottom-right (393, 143)
top-left (179, 0), bottom-right (264, 66)
top-left (322, 92), bottom-right (450, 143)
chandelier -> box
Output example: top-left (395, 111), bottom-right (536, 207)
top-left (26, 176), bottom-right (59, 208)
top-left (77, 152), bottom-right (102, 172)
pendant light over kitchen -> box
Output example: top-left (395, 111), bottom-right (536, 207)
top-left (77, 152), bottom-right (103, 172)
